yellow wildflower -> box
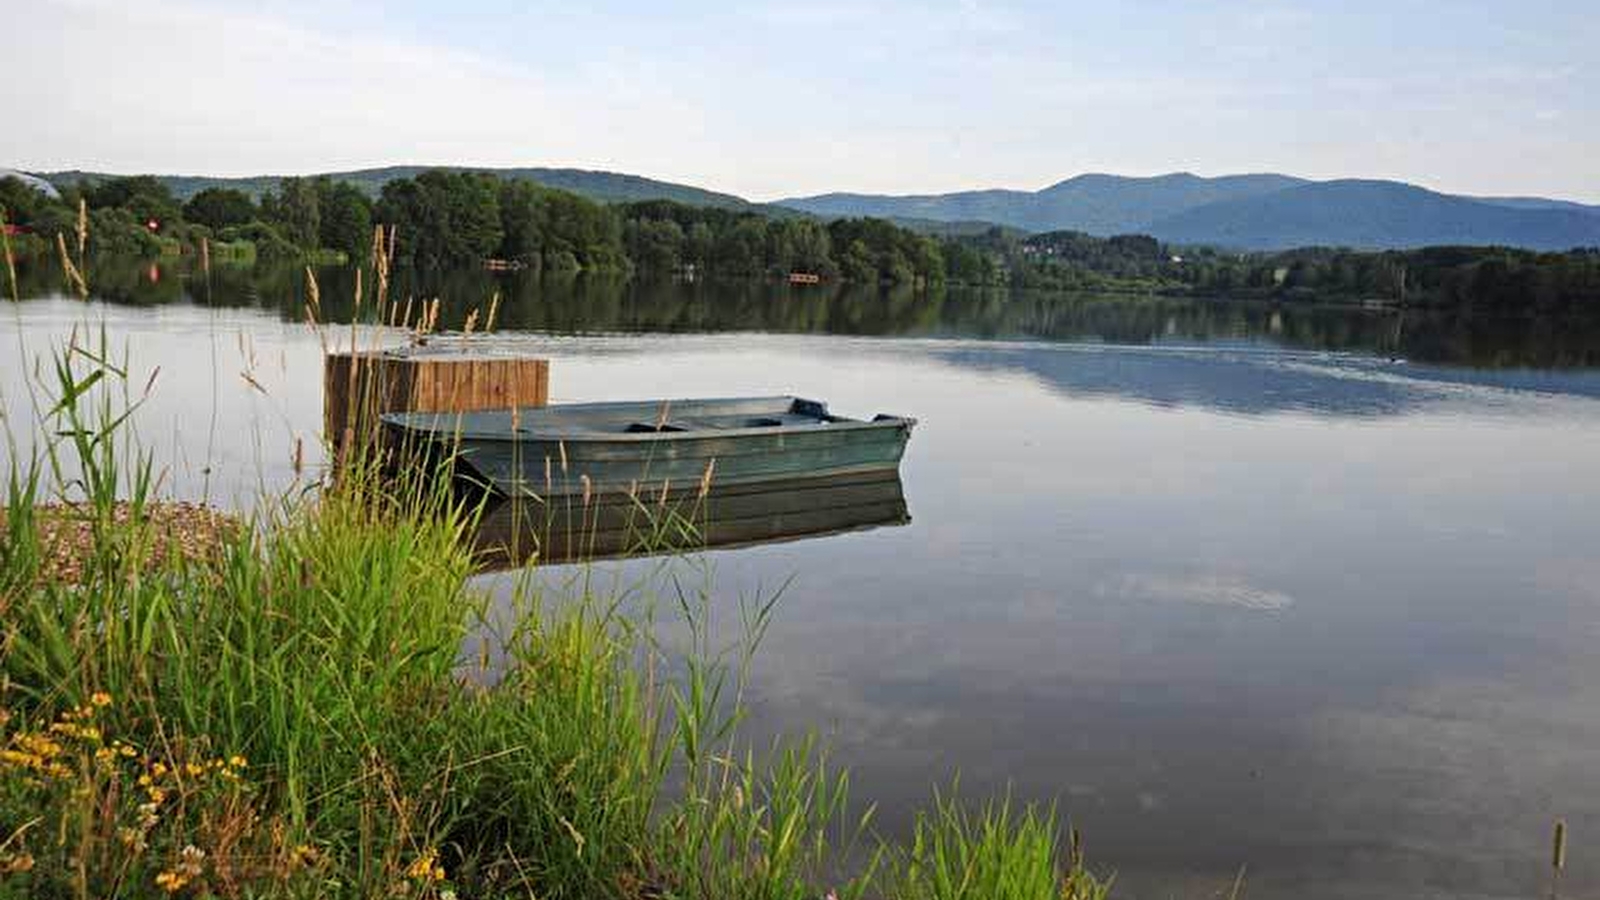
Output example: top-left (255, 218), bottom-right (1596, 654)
top-left (91, 691), bottom-right (113, 708)
top-left (155, 870), bottom-right (188, 892)
top-left (49, 722), bottom-right (101, 742)
top-left (405, 847), bottom-right (446, 881)
top-left (228, 754), bottom-right (247, 769)
top-left (151, 761), bottom-right (169, 777)
top-left (185, 762), bottom-right (206, 778)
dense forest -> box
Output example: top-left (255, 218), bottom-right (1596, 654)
top-left (0, 170), bottom-right (948, 286)
top-left (3, 170), bottom-right (1598, 311)
top-left (958, 227), bottom-right (1600, 311)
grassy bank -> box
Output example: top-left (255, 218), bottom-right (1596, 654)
top-left (0, 326), bottom-right (1112, 900)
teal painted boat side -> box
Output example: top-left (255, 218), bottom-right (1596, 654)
top-left (383, 395), bottom-right (915, 496)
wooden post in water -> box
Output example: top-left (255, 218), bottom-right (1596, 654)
top-left (323, 344), bottom-right (549, 468)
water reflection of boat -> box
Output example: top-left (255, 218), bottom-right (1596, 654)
top-left (470, 470), bottom-right (910, 568)
top-left (384, 396), bottom-right (915, 498)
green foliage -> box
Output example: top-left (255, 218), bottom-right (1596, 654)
top-left (614, 199), bottom-right (943, 284)
top-left (207, 239), bottom-right (257, 265)
top-left (377, 170), bottom-right (503, 268)
top-left (933, 227), bottom-right (1600, 309)
top-left (1171, 244), bottom-right (1600, 311)
top-left (263, 177), bottom-right (321, 249)
top-left (892, 792), bottom-right (1110, 900)
top-left (218, 220), bottom-right (300, 261)
top-left (86, 207), bottom-right (163, 258)
top-left (82, 175), bottom-right (182, 228)
top-left (314, 178), bottom-right (372, 260)
top-left (182, 187), bottom-right (258, 230)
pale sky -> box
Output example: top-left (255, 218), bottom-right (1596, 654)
top-left (6, 0), bottom-right (1598, 202)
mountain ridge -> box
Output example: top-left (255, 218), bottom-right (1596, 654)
top-left (779, 172), bottom-right (1600, 250)
top-left (17, 165), bottom-right (1600, 251)
top-left (1142, 179), bottom-right (1600, 251)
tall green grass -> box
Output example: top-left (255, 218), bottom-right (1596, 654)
top-left (893, 791), bottom-right (1110, 900)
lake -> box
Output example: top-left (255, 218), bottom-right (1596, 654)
top-left (6, 260), bottom-right (1600, 899)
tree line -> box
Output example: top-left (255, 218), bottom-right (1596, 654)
top-left (0, 173), bottom-right (372, 263)
top-left (962, 226), bottom-right (1600, 312)
top-left (4, 170), bottom-right (1598, 310)
top-left (376, 170), bottom-right (950, 286)
top-left (0, 170), bottom-right (952, 286)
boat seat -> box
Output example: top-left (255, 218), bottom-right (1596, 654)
top-left (624, 413), bottom-right (830, 433)
top-left (683, 415), bottom-right (807, 429)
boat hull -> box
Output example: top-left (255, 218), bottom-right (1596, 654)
top-left (382, 396), bottom-right (914, 497)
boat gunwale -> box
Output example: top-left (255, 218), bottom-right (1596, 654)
top-left (381, 395), bottom-right (917, 444)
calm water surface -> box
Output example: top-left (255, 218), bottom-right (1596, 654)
top-left (5, 264), bottom-right (1600, 899)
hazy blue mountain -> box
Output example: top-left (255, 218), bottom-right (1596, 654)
top-left (1472, 195), bottom-right (1600, 214)
top-left (779, 173), bottom-right (1306, 233)
top-left (780, 172), bottom-right (1600, 250)
top-left (41, 166), bottom-right (758, 209)
top-left (1145, 180), bottom-right (1600, 250)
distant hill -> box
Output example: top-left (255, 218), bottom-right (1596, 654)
top-left (40, 165), bottom-right (759, 210)
top-left (1144, 180), bottom-right (1600, 251)
top-left (1472, 195), bottom-right (1600, 215)
top-left (781, 172), bottom-right (1304, 235)
top-left (780, 172), bottom-right (1600, 251)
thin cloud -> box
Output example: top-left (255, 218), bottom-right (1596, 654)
top-left (5, 0), bottom-right (1597, 202)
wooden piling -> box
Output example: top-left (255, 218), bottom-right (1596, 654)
top-left (324, 344), bottom-right (549, 462)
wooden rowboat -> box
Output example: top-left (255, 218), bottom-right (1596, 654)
top-left (381, 396), bottom-right (915, 498)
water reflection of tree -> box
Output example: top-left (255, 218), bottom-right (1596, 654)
top-left (13, 257), bottom-right (1600, 369)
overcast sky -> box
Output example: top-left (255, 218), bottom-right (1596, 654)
top-left (6, 0), bottom-right (1597, 201)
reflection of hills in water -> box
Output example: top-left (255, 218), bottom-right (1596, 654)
top-left (19, 257), bottom-right (1600, 370)
top-left (928, 342), bottom-right (1600, 417)
top-left (471, 471), bottom-right (910, 568)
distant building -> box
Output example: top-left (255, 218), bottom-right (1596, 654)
top-left (0, 168), bottom-right (62, 199)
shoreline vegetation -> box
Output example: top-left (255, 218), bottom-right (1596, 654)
top-left (0, 231), bottom-right (1120, 899)
top-left (3, 170), bottom-right (1597, 313)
